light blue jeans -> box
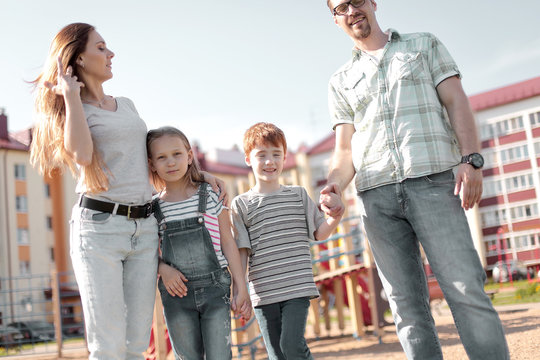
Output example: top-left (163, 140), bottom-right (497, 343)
top-left (254, 297), bottom-right (313, 360)
top-left (70, 205), bottom-right (159, 360)
top-left (359, 170), bottom-right (509, 360)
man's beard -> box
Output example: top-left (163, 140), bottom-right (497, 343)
top-left (360, 23), bottom-right (371, 38)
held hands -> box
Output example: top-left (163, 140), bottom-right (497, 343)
top-left (159, 262), bottom-right (188, 297)
top-left (44, 57), bottom-right (84, 97)
top-left (454, 163), bottom-right (483, 210)
top-left (319, 183), bottom-right (346, 218)
top-left (232, 285), bottom-right (252, 320)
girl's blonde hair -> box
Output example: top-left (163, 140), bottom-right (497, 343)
top-left (146, 126), bottom-right (204, 192)
top-left (30, 22), bottom-right (109, 193)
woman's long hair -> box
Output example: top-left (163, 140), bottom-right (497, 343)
top-left (146, 126), bottom-right (204, 192)
top-left (30, 23), bottom-right (109, 193)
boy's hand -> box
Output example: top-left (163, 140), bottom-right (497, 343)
top-left (159, 263), bottom-right (188, 297)
top-left (320, 183), bottom-right (345, 218)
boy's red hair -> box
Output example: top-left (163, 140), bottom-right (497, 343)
top-left (243, 122), bottom-right (287, 156)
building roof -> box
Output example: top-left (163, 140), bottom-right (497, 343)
top-left (469, 76), bottom-right (540, 112)
top-left (307, 133), bottom-right (335, 156)
top-left (202, 159), bottom-right (251, 176)
top-left (0, 135), bottom-right (28, 151)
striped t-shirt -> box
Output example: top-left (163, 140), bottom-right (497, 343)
top-left (231, 185), bottom-right (325, 307)
top-left (157, 189), bottom-right (227, 267)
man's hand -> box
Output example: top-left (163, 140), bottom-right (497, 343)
top-left (454, 163), bottom-right (483, 210)
top-left (320, 182), bottom-right (345, 218)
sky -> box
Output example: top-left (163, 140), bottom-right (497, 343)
top-left (1, 0), bottom-right (540, 152)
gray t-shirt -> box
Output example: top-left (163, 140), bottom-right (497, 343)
top-left (76, 97), bottom-right (153, 204)
top-left (231, 185), bottom-right (325, 307)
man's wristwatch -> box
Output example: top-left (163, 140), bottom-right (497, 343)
top-left (460, 153), bottom-right (484, 169)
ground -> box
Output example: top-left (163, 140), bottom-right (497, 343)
top-left (5, 302), bottom-right (539, 360)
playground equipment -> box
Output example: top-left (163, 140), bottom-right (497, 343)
top-left (309, 217), bottom-right (391, 341)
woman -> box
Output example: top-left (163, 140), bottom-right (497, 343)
top-left (30, 23), bottom-right (223, 359)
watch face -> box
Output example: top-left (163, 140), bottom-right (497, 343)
top-left (470, 153), bottom-right (484, 168)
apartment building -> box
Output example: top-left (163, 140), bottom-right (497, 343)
top-left (0, 110), bottom-right (72, 323)
top-left (472, 76), bottom-right (540, 271)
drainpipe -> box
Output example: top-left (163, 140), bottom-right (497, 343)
top-left (2, 148), bottom-right (14, 322)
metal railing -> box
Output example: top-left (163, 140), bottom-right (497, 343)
top-left (0, 270), bottom-right (86, 357)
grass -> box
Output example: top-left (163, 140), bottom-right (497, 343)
top-left (485, 279), bottom-right (540, 306)
top-left (0, 337), bottom-right (85, 356)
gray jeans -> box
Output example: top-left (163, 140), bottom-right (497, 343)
top-left (254, 297), bottom-right (313, 360)
top-left (70, 205), bottom-right (159, 359)
top-left (360, 170), bottom-right (509, 359)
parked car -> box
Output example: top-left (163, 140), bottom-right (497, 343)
top-left (62, 322), bottom-right (84, 338)
top-left (7, 321), bottom-right (55, 342)
top-left (491, 260), bottom-right (534, 282)
top-left (0, 325), bottom-right (24, 348)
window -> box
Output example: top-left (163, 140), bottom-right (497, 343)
top-left (481, 116), bottom-right (524, 140)
top-left (530, 111), bottom-right (540, 127)
top-left (483, 151), bottom-right (498, 169)
top-left (484, 239), bottom-right (497, 254)
top-left (509, 203), bottom-right (538, 221)
top-left (483, 179), bottom-right (502, 197)
top-left (44, 184), bottom-right (51, 198)
top-left (46, 216), bottom-right (53, 230)
top-left (17, 229), bottom-right (29, 245)
top-left (481, 208), bottom-right (508, 227)
top-left (513, 235), bottom-right (536, 249)
top-left (504, 173), bottom-right (534, 193)
top-left (15, 196), bottom-right (28, 213)
top-left (19, 261), bottom-right (30, 276)
top-left (499, 144), bottom-right (529, 164)
top-left (14, 164), bottom-right (26, 180)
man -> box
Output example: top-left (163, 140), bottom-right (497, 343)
top-left (320, 1), bottom-right (509, 359)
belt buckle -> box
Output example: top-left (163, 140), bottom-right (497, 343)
top-left (127, 205), bottom-right (132, 219)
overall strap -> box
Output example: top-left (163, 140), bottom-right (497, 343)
top-left (197, 183), bottom-right (209, 214)
top-left (152, 197), bottom-right (165, 223)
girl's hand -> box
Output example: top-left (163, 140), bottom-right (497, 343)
top-left (201, 171), bottom-right (229, 207)
top-left (159, 262), bottom-right (188, 297)
top-left (233, 286), bottom-right (252, 320)
top-left (44, 57), bottom-right (85, 97)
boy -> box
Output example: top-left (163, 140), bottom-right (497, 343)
top-left (231, 122), bottom-right (344, 360)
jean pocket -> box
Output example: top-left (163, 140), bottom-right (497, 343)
top-left (213, 270), bottom-right (232, 293)
top-left (423, 170), bottom-right (455, 185)
top-left (80, 207), bottom-right (113, 224)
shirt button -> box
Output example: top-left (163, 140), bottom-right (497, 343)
top-left (198, 217), bottom-right (204, 224)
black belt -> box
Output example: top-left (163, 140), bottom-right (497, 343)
top-left (80, 195), bottom-right (154, 219)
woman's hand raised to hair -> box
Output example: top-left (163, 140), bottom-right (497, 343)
top-left (44, 57), bottom-right (85, 98)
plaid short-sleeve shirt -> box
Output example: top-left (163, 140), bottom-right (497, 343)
top-left (329, 29), bottom-right (462, 192)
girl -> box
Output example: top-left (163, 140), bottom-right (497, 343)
top-left (30, 23), bottom-right (225, 359)
top-left (147, 126), bottom-right (251, 360)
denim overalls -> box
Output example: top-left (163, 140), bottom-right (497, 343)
top-left (154, 183), bottom-right (232, 360)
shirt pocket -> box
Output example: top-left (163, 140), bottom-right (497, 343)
top-left (388, 52), bottom-right (428, 90)
top-left (342, 72), bottom-right (373, 119)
